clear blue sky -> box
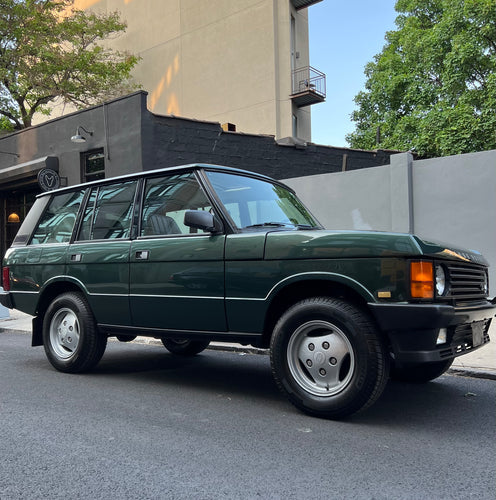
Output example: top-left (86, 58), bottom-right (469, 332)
top-left (309, 0), bottom-right (398, 147)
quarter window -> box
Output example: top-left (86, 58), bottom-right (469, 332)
top-left (30, 190), bottom-right (85, 245)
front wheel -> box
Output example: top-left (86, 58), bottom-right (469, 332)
top-left (270, 297), bottom-right (389, 419)
top-left (161, 338), bottom-right (210, 356)
top-left (42, 292), bottom-right (107, 373)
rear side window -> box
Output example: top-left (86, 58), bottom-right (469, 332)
top-left (12, 197), bottom-right (50, 246)
top-left (77, 181), bottom-right (137, 241)
top-left (30, 190), bottom-right (85, 245)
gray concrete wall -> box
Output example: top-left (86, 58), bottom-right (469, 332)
top-left (285, 150), bottom-right (496, 296)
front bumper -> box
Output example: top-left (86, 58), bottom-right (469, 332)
top-left (368, 301), bottom-right (495, 365)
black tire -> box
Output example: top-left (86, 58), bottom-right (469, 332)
top-left (270, 297), bottom-right (389, 419)
top-left (42, 292), bottom-right (107, 373)
top-left (161, 338), bottom-right (210, 356)
top-left (390, 359), bottom-right (453, 383)
top-left (116, 335), bottom-right (137, 342)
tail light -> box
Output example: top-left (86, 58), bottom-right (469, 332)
top-left (2, 267), bottom-right (10, 291)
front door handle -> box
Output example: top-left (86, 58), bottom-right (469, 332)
top-left (135, 250), bottom-right (149, 260)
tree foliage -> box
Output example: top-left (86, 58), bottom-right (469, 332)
top-left (347, 0), bottom-right (496, 157)
top-left (0, 0), bottom-right (139, 129)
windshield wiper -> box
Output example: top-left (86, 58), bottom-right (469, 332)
top-left (244, 222), bottom-right (289, 229)
top-left (244, 222), bottom-right (317, 230)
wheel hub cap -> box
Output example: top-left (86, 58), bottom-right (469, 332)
top-left (49, 308), bottom-right (80, 359)
top-left (287, 320), bottom-right (355, 397)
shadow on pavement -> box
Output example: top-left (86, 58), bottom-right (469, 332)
top-left (79, 342), bottom-right (495, 427)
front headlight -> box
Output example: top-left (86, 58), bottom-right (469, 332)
top-left (435, 264), bottom-right (447, 296)
top-left (482, 271), bottom-right (489, 296)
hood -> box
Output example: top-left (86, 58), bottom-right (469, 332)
top-left (263, 230), bottom-right (489, 266)
top-left (411, 236), bottom-right (489, 266)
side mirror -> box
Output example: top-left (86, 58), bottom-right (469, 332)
top-left (184, 210), bottom-right (223, 234)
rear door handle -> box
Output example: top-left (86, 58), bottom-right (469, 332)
top-left (135, 250), bottom-right (149, 260)
top-left (70, 254), bottom-right (82, 262)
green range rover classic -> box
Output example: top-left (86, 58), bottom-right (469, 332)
top-left (1, 164), bottom-right (494, 418)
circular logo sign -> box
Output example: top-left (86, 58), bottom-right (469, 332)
top-left (37, 168), bottom-right (60, 191)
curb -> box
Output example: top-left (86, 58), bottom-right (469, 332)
top-left (448, 367), bottom-right (496, 381)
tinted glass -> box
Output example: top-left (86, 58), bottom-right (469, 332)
top-left (77, 181), bottom-right (137, 240)
top-left (30, 190), bottom-right (85, 245)
top-left (141, 173), bottom-right (212, 236)
top-left (12, 196), bottom-right (50, 246)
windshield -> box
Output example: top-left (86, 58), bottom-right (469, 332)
top-left (205, 171), bottom-right (320, 230)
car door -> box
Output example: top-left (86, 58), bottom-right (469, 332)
top-left (130, 172), bottom-right (226, 332)
top-left (67, 180), bottom-right (138, 326)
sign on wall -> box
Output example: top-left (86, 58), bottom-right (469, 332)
top-left (37, 168), bottom-right (61, 191)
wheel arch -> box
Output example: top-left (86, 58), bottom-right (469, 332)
top-left (32, 277), bottom-right (89, 347)
top-left (260, 274), bottom-right (376, 349)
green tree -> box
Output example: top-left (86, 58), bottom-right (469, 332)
top-left (0, 0), bottom-right (139, 130)
top-left (347, 0), bottom-right (496, 157)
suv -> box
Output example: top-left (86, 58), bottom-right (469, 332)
top-left (1, 164), bottom-right (494, 418)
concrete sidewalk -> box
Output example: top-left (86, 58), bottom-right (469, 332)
top-left (1, 309), bottom-right (495, 379)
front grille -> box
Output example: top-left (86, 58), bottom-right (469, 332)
top-left (445, 262), bottom-right (488, 303)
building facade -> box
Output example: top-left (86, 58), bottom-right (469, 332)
top-left (57, 0), bottom-right (326, 142)
top-left (0, 91), bottom-right (396, 260)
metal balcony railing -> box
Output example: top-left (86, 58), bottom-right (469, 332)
top-left (290, 66), bottom-right (326, 107)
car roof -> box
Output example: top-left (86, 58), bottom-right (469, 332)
top-left (36, 163), bottom-right (291, 198)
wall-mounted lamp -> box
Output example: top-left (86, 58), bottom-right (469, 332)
top-left (71, 126), bottom-right (93, 143)
top-left (7, 213), bottom-right (20, 223)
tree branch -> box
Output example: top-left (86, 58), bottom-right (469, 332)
top-left (0, 108), bottom-right (22, 129)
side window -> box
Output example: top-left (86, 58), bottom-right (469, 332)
top-left (141, 173), bottom-right (212, 236)
top-left (77, 181), bottom-right (137, 241)
top-left (31, 190), bottom-right (85, 245)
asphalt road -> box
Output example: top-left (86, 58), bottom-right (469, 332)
top-left (1, 331), bottom-right (495, 500)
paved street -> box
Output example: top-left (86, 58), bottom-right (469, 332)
top-left (1, 331), bottom-right (495, 500)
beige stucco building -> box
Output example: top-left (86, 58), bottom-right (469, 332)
top-left (73, 0), bottom-right (325, 141)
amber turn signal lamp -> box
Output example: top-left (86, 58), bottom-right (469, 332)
top-left (410, 261), bottom-right (434, 299)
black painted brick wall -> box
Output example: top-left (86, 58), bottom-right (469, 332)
top-left (142, 113), bottom-right (397, 180)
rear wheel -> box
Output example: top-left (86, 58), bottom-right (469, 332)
top-left (390, 359), bottom-right (453, 383)
top-left (42, 292), bottom-right (107, 373)
top-left (270, 297), bottom-right (389, 419)
top-left (161, 338), bottom-right (210, 356)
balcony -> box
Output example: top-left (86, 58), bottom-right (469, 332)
top-left (291, 0), bottom-right (323, 10)
top-left (290, 66), bottom-right (326, 107)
